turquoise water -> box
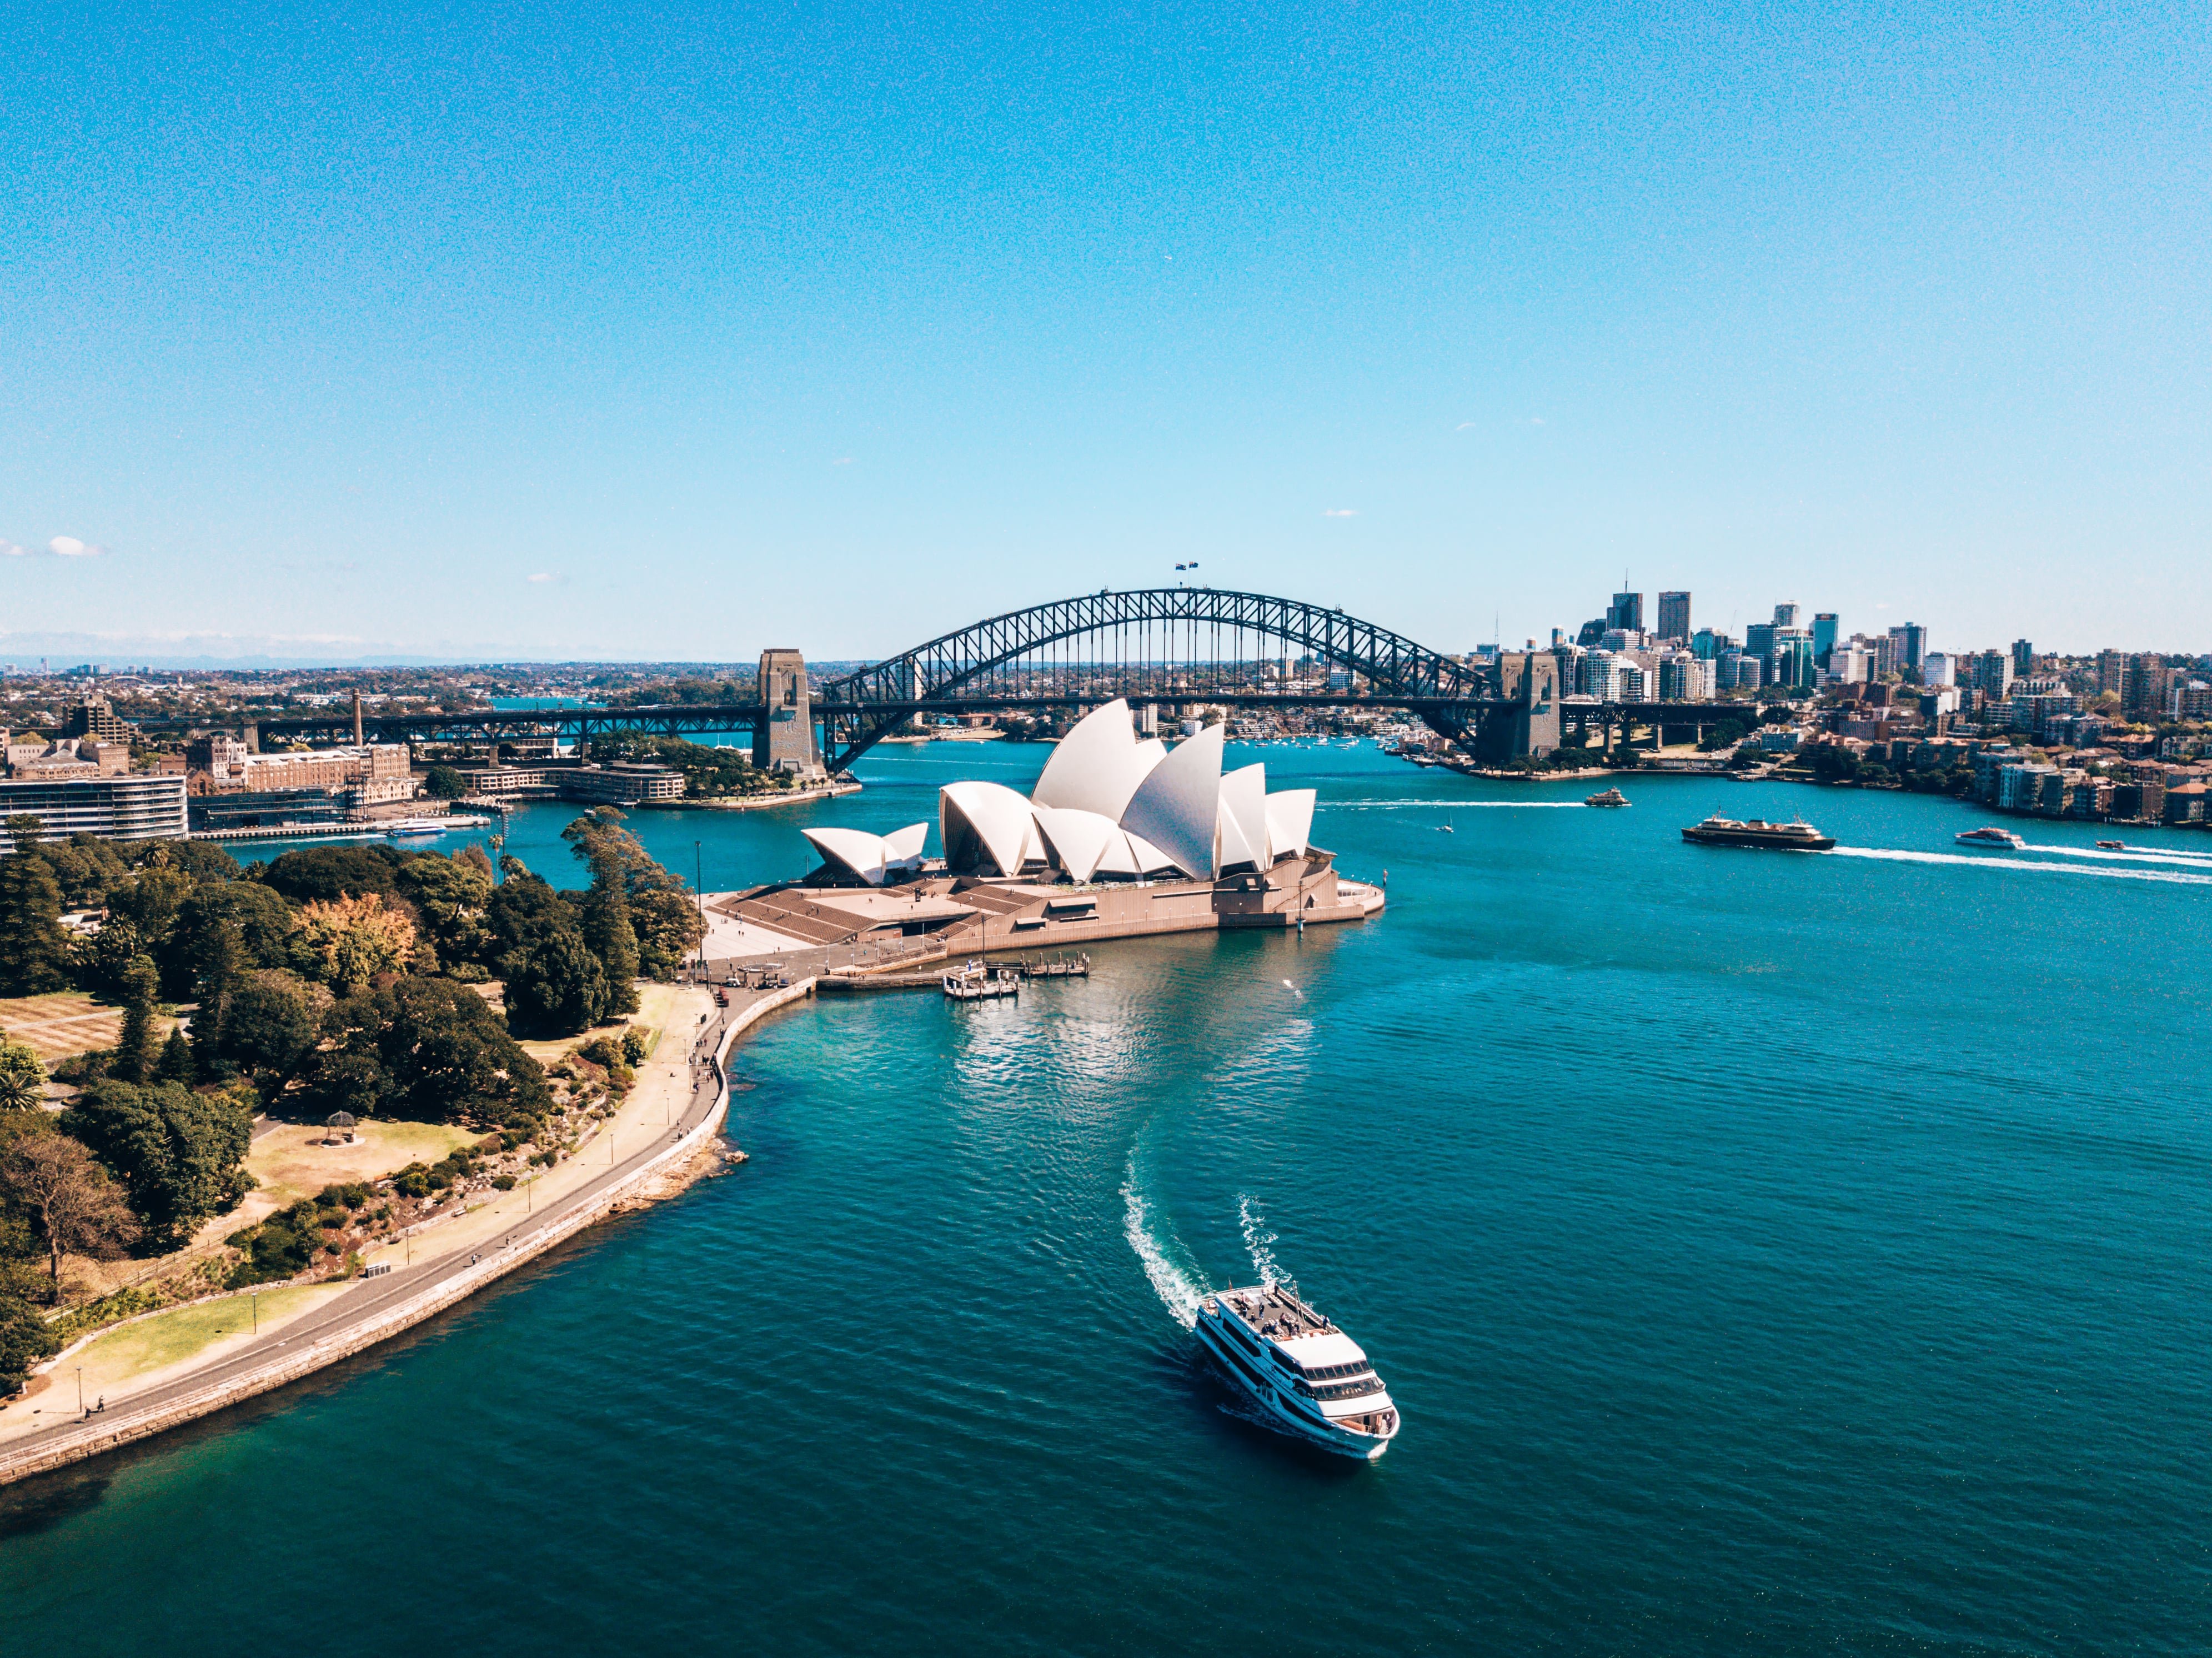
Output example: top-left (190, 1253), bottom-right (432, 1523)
top-left (8, 743), bottom-right (2212, 1654)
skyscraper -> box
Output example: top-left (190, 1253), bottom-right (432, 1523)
top-left (2012, 639), bottom-right (2034, 675)
top-left (1812, 613), bottom-right (1838, 667)
top-left (1887, 623), bottom-right (1926, 672)
top-left (1773, 603), bottom-right (1800, 629)
top-left (1656, 592), bottom-right (1691, 642)
top-left (1607, 592), bottom-right (1644, 634)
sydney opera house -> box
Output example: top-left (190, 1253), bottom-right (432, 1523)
top-left (709, 700), bottom-right (1383, 957)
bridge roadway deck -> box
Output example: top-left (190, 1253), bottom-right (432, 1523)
top-left (0, 984), bottom-right (816, 1487)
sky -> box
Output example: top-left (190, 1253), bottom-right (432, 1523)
top-left (1, 0), bottom-right (2207, 665)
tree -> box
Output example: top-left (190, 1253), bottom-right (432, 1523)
top-left (580, 884), bottom-right (640, 1016)
top-left (0, 1036), bottom-right (45, 1111)
top-left (631, 886), bottom-right (707, 981)
top-left (503, 925), bottom-right (610, 1035)
top-left (0, 1127), bottom-right (141, 1297)
top-left (133, 839), bottom-right (240, 883)
top-left (256, 844), bottom-right (404, 905)
top-left (155, 1027), bottom-right (197, 1086)
top-left (423, 765), bottom-right (468, 798)
top-left (215, 970), bottom-right (323, 1089)
top-left (62, 1081), bottom-right (255, 1248)
top-left (0, 841), bottom-right (70, 996)
top-left (395, 853), bottom-right (494, 969)
top-left (169, 882), bottom-right (297, 996)
top-left (305, 977), bottom-right (553, 1127)
top-left (39, 833), bottom-right (132, 908)
top-left (104, 860), bottom-right (196, 954)
top-left (114, 954), bottom-right (163, 1084)
top-left (0, 1290), bottom-right (61, 1394)
top-left (295, 892), bottom-right (419, 994)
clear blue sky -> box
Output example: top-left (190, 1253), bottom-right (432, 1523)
top-left (2, 0), bottom-right (2206, 663)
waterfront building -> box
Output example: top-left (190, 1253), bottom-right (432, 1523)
top-left (1657, 592), bottom-right (1692, 643)
top-left (187, 788), bottom-right (355, 833)
top-left (0, 774), bottom-right (189, 846)
top-left (935, 700), bottom-right (1317, 884)
top-left (454, 759), bottom-right (685, 805)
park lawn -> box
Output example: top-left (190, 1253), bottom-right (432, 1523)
top-left (0, 992), bottom-right (135, 1064)
top-left (72, 1284), bottom-right (345, 1389)
top-left (245, 1118), bottom-right (480, 1208)
top-left (514, 979), bottom-right (673, 1066)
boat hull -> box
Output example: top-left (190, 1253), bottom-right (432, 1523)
top-left (1192, 1310), bottom-right (1395, 1461)
top-left (1681, 827), bottom-right (1834, 851)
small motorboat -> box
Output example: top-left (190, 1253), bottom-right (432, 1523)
top-left (1955, 827), bottom-right (2027, 850)
top-left (1585, 788), bottom-right (1629, 808)
top-left (2095, 840), bottom-right (2125, 851)
top-left (1436, 819), bottom-right (1454, 833)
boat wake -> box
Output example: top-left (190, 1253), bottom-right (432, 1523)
top-left (2017, 841), bottom-right (2212, 869)
top-left (1122, 1151), bottom-right (1205, 1329)
top-left (1238, 1194), bottom-right (1292, 1290)
top-left (1830, 846), bottom-right (2212, 886)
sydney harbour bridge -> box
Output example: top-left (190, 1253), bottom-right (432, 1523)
top-left (252, 587), bottom-right (1742, 768)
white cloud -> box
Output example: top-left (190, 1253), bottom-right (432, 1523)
top-left (1455, 421), bottom-right (1477, 430)
top-left (528, 572), bottom-right (556, 583)
top-left (0, 542), bottom-right (25, 557)
top-left (48, 535), bottom-right (105, 557)
top-left (832, 456), bottom-right (855, 466)
top-left (1323, 508), bottom-right (1358, 518)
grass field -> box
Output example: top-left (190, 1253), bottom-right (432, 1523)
top-left (245, 1119), bottom-right (479, 1207)
top-left (0, 992), bottom-right (137, 1064)
top-left (69, 1284), bottom-right (343, 1390)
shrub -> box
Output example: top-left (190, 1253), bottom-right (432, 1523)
top-left (620, 1029), bottom-right (650, 1065)
top-left (491, 1174), bottom-right (516, 1190)
top-left (393, 1162), bottom-right (432, 1199)
top-left (318, 1181), bottom-right (370, 1209)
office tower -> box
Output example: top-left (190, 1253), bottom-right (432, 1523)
top-left (1812, 613), bottom-right (1838, 667)
top-left (1887, 623), bottom-right (1926, 672)
top-left (1607, 592), bottom-right (1644, 634)
top-left (1773, 603), bottom-right (1800, 629)
top-left (1657, 592), bottom-right (1691, 643)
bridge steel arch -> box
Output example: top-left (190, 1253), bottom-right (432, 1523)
top-left (813, 587), bottom-right (1509, 772)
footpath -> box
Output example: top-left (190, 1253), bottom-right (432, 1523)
top-left (0, 980), bottom-right (817, 1488)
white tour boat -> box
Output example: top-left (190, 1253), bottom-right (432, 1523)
top-left (1195, 1283), bottom-right (1399, 1460)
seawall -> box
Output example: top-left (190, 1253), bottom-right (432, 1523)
top-left (0, 981), bottom-right (817, 1489)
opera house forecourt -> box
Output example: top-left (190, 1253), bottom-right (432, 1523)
top-left (713, 700), bottom-right (1384, 954)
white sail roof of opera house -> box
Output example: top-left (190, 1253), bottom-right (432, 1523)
top-left (896, 698), bottom-right (1330, 883)
top-left (1030, 698), bottom-right (1166, 821)
top-left (1264, 788), bottom-right (1316, 860)
top-left (802, 822), bottom-right (929, 885)
top-left (939, 779), bottom-right (1046, 877)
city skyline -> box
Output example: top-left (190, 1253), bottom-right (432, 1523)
top-left (4, 2), bottom-right (2209, 662)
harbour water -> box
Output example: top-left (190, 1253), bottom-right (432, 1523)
top-left (6, 743), bottom-right (2210, 1653)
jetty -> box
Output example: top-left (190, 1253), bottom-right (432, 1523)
top-left (942, 962), bottom-right (1021, 1001)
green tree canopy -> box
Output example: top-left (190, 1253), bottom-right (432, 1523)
top-left (0, 1036), bottom-right (46, 1111)
top-left (39, 833), bottom-right (133, 908)
top-left (503, 925), bottom-right (610, 1035)
top-left (215, 969), bottom-right (325, 1091)
top-left (395, 853), bottom-right (495, 968)
top-left (62, 1080), bottom-right (256, 1247)
top-left (423, 764), bottom-right (468, 798)
top-left (305, 977), bottom-right (552, 1126)
top-left (255, 844), bottom-right (405, 905)
top-left (114, 954), bottom-right (163, 1085)
top-left (0, 845), bottom-right (70, 996)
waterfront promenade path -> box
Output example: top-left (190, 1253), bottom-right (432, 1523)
top-left (0, 982), bottom-right (805, 1486)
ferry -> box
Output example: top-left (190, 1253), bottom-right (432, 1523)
top-left (1585, 788), bottom-right (1629, 808)
top-left (1956, 826), bottom-right (2028, 849)
top-left (1194, 1283), bottom-right (1399, 1460)
top-left (1680, 815), bottom-right (1834, 851)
